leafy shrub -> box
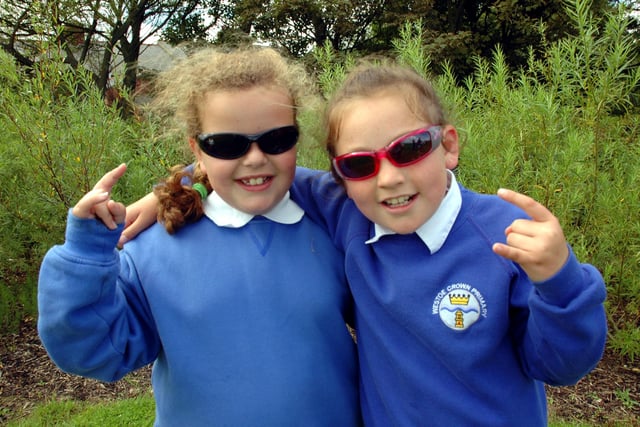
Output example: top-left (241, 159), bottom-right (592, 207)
top-left (0, 48), bottom-right (184, 330)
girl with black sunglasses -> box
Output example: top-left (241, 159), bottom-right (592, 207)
top-left (37, 47), bottom-right (361, 426)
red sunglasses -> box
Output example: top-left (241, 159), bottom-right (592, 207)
top-left (332, 126), bottom-right (442, 181)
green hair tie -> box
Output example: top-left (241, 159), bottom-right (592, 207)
top-left (193, 183), bottom-right (208, 200)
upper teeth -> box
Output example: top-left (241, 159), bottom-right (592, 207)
top-left (385, 196), bottom-right (410, 207)
top-left (243, 177), bottom-right (267, 186)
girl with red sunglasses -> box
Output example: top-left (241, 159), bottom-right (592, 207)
top-left (290, 62), bottom-right (607, 426)
top-left (37, 47), bottom-right (361, 426)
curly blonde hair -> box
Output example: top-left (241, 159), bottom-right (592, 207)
top-left (150, 46), bottom-right (315, 234)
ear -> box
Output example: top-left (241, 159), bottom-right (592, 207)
top-left (440, 125), bottom-right (460, 170)
top-left (188, 137), bottom-right (199, 155)
top-left (189, 137), bottom-right (206, 173)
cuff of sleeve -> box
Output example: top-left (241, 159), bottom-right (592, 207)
top-left (532, 246), bottom-right (585, 306)
top-left (64, 209), bottom-right (124, 258)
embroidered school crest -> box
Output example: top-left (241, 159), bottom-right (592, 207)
top-left (432, 283), bottom-right (487, 331)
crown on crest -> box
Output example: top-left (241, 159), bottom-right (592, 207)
top-left (449, 293), bottom-right (470, 305)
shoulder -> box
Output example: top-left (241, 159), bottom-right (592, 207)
top-left (457, 185), bottom-right (528, 237)
top-left (461, 185), bottom-right (527, 219)
top-left (293, 167), bottom-right (346, 202)
top-left (125, 217), bottom-right (215, 256)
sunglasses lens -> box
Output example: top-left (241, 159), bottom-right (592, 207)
top-left (333, 127), bottom-right (442, 180)
top-left (334, 155), bottom-right (376, 179)
top-left (198, 134), bottom-right (248, 159)
top-left (258, 126), bottom-right (299, 155)
top-left (197, 126), bottom-right (298, 159)
top-left (388, 132), bottom-right (434, 165)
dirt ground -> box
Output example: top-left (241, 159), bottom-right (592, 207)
top-left (1, 317), bottom-right (639, 425)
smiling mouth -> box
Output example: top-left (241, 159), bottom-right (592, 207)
top-left (383, 195), bottom-right (414, 207)
top-left (240, 176), bottom-right (272, 186)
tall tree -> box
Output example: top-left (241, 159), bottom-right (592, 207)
top-left (0, 0), bottom-right (618, 90)
top-left (0, 0), bottom-right (206, 95)
top-left (198, 0), bottom-right (612, 77)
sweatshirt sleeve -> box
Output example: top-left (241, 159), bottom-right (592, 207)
top-left (515, 247), bottom-right (608, 386)
top-left (291, 167), bottom-right (352, 243)
top-left (37, 211), bottom-right (160, 382)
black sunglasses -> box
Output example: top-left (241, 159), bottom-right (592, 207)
top-left (197, 125), bottom-right (299, 160)
top-left (332, 126), bottom-right (442, 181)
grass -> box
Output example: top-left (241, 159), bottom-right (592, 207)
top-left (6, 395), bottom-right (155, 427)
top-left (5, 395), bottom-right (621, 426)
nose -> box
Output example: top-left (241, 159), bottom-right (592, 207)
top-left (242, 141), bottom-right (268, 166)
top-left (376, 157), bottom-right (404, 187)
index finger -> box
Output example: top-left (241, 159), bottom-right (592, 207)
top-left (93, 163), bottom-right (127, 193)
top-left (496, 188), bottom-right (553, 222)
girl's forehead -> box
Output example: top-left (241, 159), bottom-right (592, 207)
top-left (339, 88), bottom-right (437, 128)
top-left (335, 95), bottom-right (429, 152)
top-left (198, 86), bottom-right (296, 134)
top-left (200, 86), bottom-right (294, 113)
top-left (339, 93), bottom-right (424, 129)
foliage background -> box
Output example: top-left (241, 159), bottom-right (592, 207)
top-left (0, 0), bottom-right (638, 363)
top-left (0, 49), bottom-right (187, 331)
top-left (1, 0), bottom-right (628, 97)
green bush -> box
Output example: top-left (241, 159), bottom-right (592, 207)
top-left (0, 48), bottom-right (185, 330)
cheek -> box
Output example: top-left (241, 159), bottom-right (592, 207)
top-left (344, 182), bottom-right (356, 200)
top-left (344, 182), bottom-right (371, 209)
top-left (277, 149), bottom-right (297, 176)
top-left (200, 157), bottom-right (233, 188)
top-left (285, 149), bottom-right (297, 168)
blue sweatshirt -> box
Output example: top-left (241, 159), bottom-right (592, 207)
top-left (38, 211), bottom-right (361, 426)
top-left (291, 167), bottom-right (607, 427)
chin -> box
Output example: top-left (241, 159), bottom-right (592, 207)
top-left (386, 223), bottom-right (421, 235)
top-left (241, 202), bottom-right (275, 216)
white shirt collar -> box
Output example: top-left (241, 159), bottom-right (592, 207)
top-left (203, 190), bottom-right (304, 228)
top-left (365, 170), bottom-right (462, 254)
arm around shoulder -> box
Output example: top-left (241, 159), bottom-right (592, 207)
top-left (291, 167), bottom-right (351, 239)
top-left (119, 191), bottom-right (159, 246)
